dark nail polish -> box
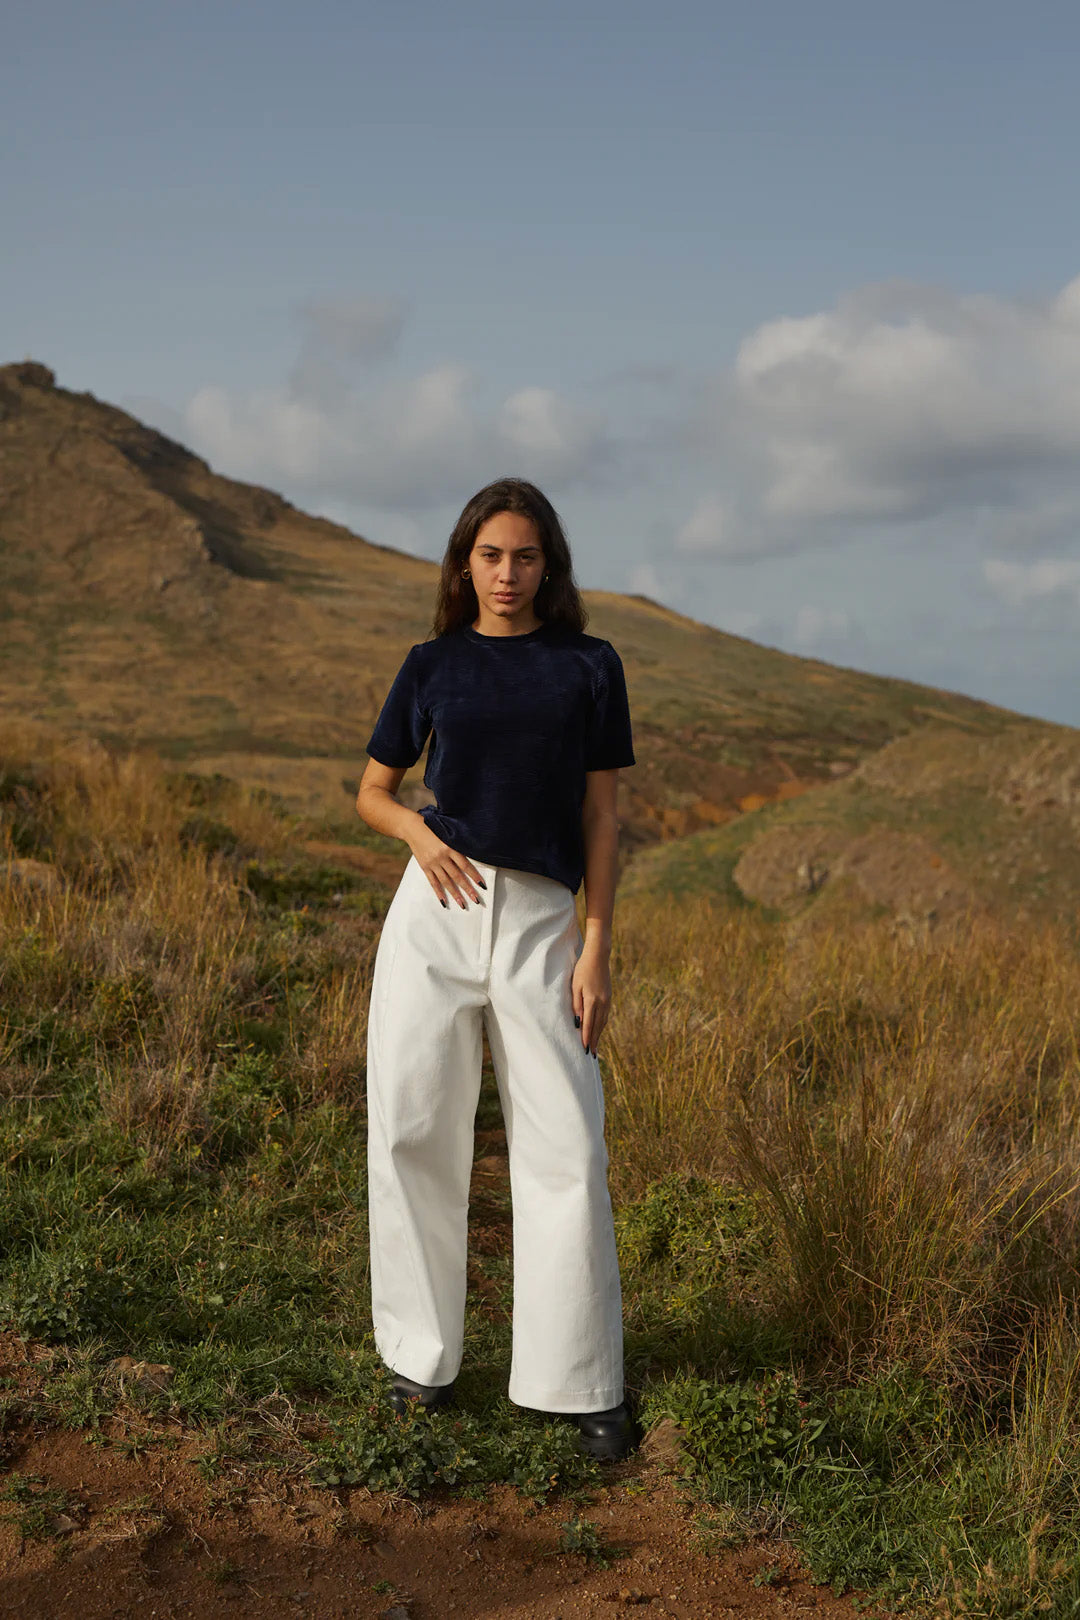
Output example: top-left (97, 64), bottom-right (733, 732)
top-left (441, 899), bottom-right (448, 908)
top-left (478, 878), bottom-right (487, 889)
top-left (573, 1014), bottom-right (580, 1027)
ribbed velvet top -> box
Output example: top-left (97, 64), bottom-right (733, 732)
top-left (364, 619), bottom-right (635, 894)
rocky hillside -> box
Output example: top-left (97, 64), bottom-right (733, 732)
top-left (0, 359), bottom-right (1059, 881)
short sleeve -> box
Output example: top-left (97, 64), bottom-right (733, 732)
top-left (585, 643), bottom-right (635, 771)
top-left (365, 646), bottom-right (431, 767)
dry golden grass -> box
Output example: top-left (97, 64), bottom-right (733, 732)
top-left (1, 725), bottom-right (374, 1150)
top-left (606, 888), bottom-right (1080, 1384)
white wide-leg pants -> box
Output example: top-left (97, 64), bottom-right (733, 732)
top-left (365, 853), bottom-right (624, 1414)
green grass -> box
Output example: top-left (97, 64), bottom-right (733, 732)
top-left (557, 1513), bottom-right (620, 1565)
top-left (0, 1473), bottom-right (77, 1542)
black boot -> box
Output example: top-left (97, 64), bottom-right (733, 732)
top-left (385, 1370), bottom-right (456, 1416)
top-left (573, 1401), bottom-right (640, 1461)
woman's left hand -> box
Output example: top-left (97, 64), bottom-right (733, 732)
top-left (571, 942), bottom-right (611, 1057)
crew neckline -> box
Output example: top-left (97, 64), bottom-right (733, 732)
top-left (462, 620), bottom-right (549, 644)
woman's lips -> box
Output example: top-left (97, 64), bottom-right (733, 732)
top-left (494, 593), bottom-right (518, 600)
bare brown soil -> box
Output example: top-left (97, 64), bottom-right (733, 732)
top-left (0, 1409), bottom-right (869, 1620)
top-left (732, 823), bottom-right (978, 923)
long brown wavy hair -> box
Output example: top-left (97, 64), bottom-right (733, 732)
top-left (430, 477), bottom-right (589, 637)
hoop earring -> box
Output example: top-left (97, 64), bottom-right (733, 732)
top-left (543, 572), bottom-right (549, 581)
top-left (461, 568), bottom-right (471, 579)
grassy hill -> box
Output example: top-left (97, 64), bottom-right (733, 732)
top-left (0, 358), bottom-right (1054, 888)
top-left (623, 722), bottom-right (1080, 939)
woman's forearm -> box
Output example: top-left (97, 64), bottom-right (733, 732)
top-left (356, 785), bottom-right (427, 849)
top-left (580, 806), bottom-right (619, 954)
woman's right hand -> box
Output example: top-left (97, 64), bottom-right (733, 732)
top-left (409, 825), bottom-right (487, 909)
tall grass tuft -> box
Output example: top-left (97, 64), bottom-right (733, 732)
top-left (605, 889), bottom-right (1080, 1424)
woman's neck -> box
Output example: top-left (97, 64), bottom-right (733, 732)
top-left (470, 606), bottom-right (543, 637)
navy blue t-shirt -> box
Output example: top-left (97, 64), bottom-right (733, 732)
top-left (364, 619), bottom-right (635, 894)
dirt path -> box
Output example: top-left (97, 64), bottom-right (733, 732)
top-left (0, 1415), bottom-right (868, 1620)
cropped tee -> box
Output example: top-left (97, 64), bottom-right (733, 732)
top-left (364, 619), bottom-right (635, 894)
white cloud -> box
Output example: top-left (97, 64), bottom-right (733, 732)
top-left (174, 270), bottom-right (1080, 649)
top-left (626, 560), bottom-right (695, 610)
top-left (628, 562), bottom-right (664, 597)
top-left (683, 272), bottom-right (1080, 558)
top-left (674, 495), bottom-right (730, 554)
top-left (183, 347), bottom-right (610, 513)
top-left (983, 557), bottom-right (1080, 609)
top-left (497, 387), bottom-right (608, 478)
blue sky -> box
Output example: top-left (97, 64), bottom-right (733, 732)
top-left (6, 0), bottom-right (1080, 723)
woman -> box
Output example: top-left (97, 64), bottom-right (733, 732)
top-left (356, 476), bottom-right (637, 1462)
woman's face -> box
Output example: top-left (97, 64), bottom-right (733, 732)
top-left (467, 511), bottom-right (546, 618)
